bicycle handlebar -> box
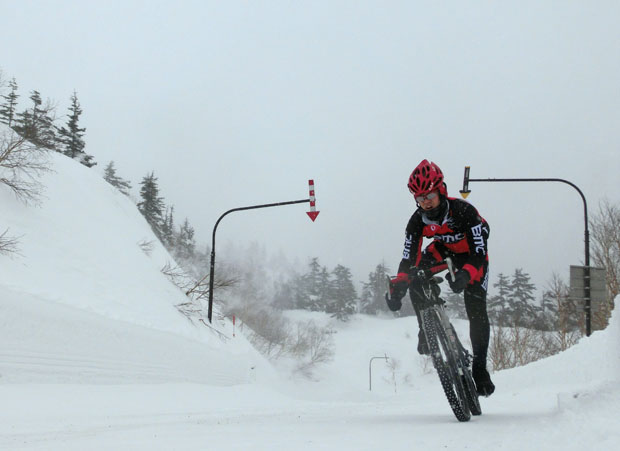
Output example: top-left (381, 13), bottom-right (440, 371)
top-left (413, 257), bottom-right (456, 283)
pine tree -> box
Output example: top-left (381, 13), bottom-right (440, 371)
top-left (293, 258), bottom-right (333, 311)
top-left (297, 258), bottom-right (323, 310)
top-left (317, 266), bottom-right (331, 311)
top-left (175, 218), bottom-right (196, 262)
top-left (507, 268), bottom-right (539, 327)
top-left (328, 264), bottom-right (357, 321)
top-left (103, 161), bottom-right (132, 195)
top-left (13, 90), bottom-right (57, 149)
top-left (160, 205), bottom-right (176, 250)
top-left (360, 262), bottom-right (391, 315)
top-left (57, 91), bottom-right (95, 167)
top-left (0, 77), bottom-right (19, 127)
top-left (137, 171), bottom-right (165, 240)
top-left (488, 273), bottom-right (511, 325)
top-left (272, 276), bottom-right (298, 310)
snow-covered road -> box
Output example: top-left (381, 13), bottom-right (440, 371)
top-left (1, 293), bottom-right (617, 451)
top-left (1, 378), bottom-right (616, 450)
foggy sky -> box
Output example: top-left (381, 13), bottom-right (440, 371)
top-left (2, 1), bottom-right (619, 293)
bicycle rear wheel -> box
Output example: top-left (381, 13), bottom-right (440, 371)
top-left (423, 307), bottom-right (471, 422)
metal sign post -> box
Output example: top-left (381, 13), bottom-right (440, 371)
top-left (207, 180), bottom-right (320, 323)
top-left (460, 166), bottom-right (593, 335)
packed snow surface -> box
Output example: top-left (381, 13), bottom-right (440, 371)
top-left (1, 151), bottom-right (618, 449)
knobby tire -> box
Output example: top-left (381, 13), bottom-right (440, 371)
top-left (423, 307), bottom-right (472, 422)
top-left (454, 332), bottom-right (481, 416)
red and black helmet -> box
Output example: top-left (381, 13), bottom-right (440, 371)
top-left (407, 160), bottom-right (447, 197)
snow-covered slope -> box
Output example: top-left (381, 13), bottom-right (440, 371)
top-left (0, 149), bottom-right (273, 386)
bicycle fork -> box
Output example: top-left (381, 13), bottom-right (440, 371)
top-left (437, 308), bottom-right (472, 372)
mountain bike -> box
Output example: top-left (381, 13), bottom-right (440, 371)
top-left (387, 258), bottom-right (481, 422)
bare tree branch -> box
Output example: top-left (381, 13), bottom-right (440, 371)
top-left (0, 129), bottom-right (51, 204)
top-left (0, 228), bottom-right (21, 256)
top-left (136, 238), bottom-right (155, 256)
top-left (590, 198), bottom-right (619, 329)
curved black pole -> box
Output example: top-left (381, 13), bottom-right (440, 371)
top-left (461, 170), bottom-right (591, 335)
top-left (207, 199), bottom-right (310, 323)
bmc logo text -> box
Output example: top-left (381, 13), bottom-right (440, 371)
top-left (437, 233), bottom-right (465, 244)
top-left (402, 234), bottom-right (412, 260)
top-left (471, 223), bottom-right (486, 255)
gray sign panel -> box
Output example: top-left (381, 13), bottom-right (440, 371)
top-left (569, 265), bottom-right (607, 303)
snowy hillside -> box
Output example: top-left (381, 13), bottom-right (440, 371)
top-left (0, 150), bottom-right (273, 386)
top-left (0, 149), bottom-right (618, 450)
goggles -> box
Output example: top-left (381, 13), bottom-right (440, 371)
top-left (415, 191), bottom-right (439, 203)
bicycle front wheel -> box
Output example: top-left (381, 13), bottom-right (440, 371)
top-left (453, 331), bottom-right (481, 416)
top-left (423, 307), bottom-right (471, 422)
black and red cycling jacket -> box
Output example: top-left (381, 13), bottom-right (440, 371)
top-left (397, 197), bottom-right (490, 284)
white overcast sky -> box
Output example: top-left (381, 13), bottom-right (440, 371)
top-left (2, 1), bottom-right (619, 292)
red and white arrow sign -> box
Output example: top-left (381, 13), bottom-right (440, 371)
top-left (306, 179), bottom-right (320, 222)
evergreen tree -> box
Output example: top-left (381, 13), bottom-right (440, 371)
top-left (328, 264), bottom-right (357, 321)
top-left (175, 218), bottom-right (196, 262)
top-left (137, 171), bottom-right (165, 239)
top-left (13, 90), bottom-right (57, 149)
top-left (296, 258), bottom-right (323, 310)
top-left (488, 273), bottom-right (511, 325)
top-left (317, 266), bottom-right (332, 311)
top-left (160, 205), bottom-right (176, 250)
top-left (507, 268), bottom-right (539, 327)
top-left (272, 276), bottom-right (298, 310)
top-left (360, 262), bottom-right (391, 315)
top-left (0, 77), bottom-right (19, 127)
top-left (57, 91), bottom-right (95, 166)
top-left (103, 161), bottom-right (132, 195)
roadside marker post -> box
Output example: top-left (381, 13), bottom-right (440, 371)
top-left (307, 179), bottom-right (320, 222)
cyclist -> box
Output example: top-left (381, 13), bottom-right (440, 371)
top-left (386, 159), bottom-right (495, 396)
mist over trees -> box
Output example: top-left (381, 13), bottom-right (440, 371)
top-left (126, 165), bottom-right (617, 338)
top-left (272, 258), bottom-right (358, 321)
top-left (359, 262), bottom-right (391, 315)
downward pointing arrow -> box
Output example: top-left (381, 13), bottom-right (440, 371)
top-left (306, 211), bottom-right (320, 222)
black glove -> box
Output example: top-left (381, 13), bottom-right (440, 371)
top-left (385, 292), bottom-right (402, 311)
top-left (446, 269), bottom-right (470, 294)
top-left (385, 273), bottom-right (410, 311)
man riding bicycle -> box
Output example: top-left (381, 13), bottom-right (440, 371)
top-left (386, 159), bottom-right (495, 396)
